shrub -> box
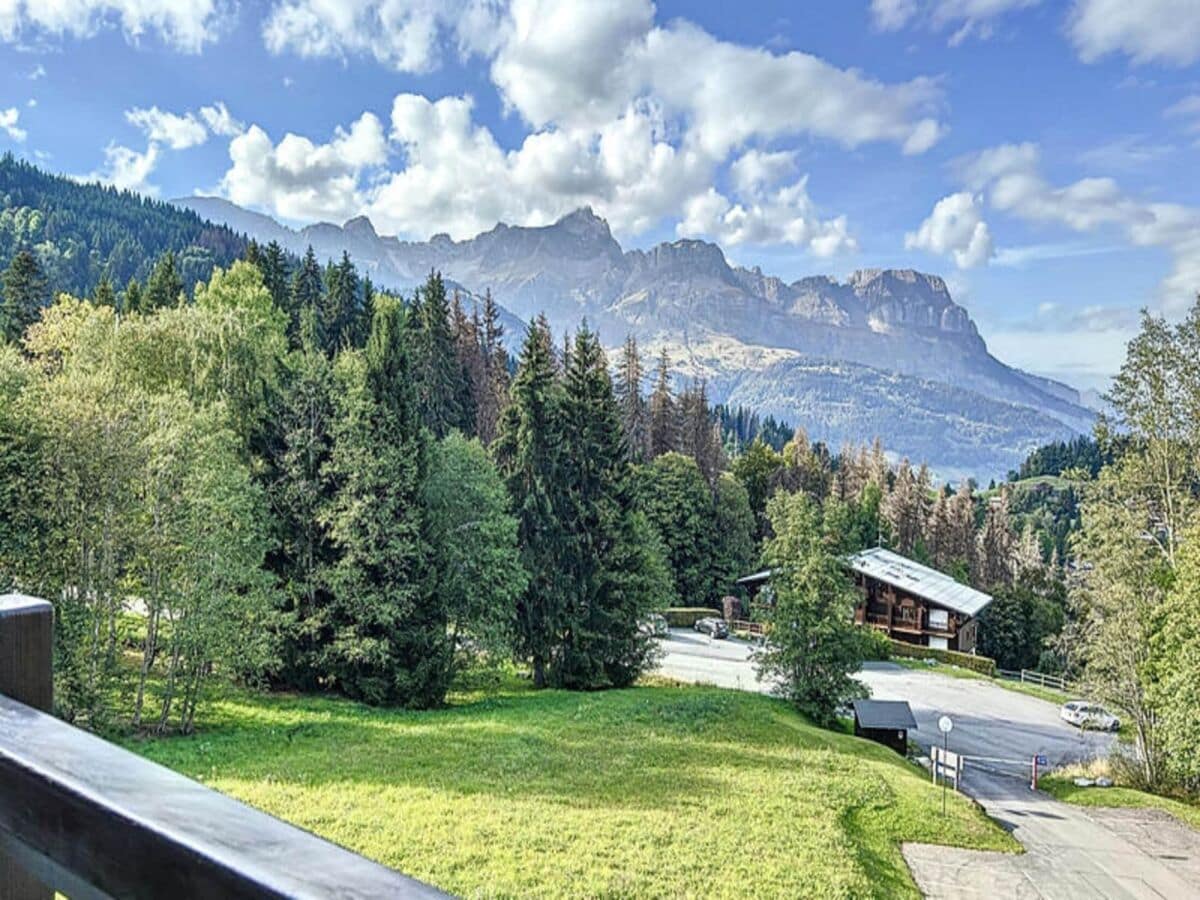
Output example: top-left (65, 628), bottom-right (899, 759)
top-left (886, 639), bottom-right (996, 676)
top-left (859, 628), bottom-right (893, 661)
top-left (662, 607), bottom-right (718, 628)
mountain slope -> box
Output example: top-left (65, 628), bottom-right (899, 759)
top-left (174, 197), bottom-right (1094, 479)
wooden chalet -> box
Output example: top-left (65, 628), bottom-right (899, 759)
top-left (847, 547), bottom-right (992, 653)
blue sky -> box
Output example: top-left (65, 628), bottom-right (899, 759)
top-left (3, 1), bottom-right (1200, 390)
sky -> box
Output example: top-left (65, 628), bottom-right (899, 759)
top-left (3, 1), bottom-right (1200, 391)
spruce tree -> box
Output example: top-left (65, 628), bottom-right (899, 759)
top-left (325, 295), bottom-right (448, 706)
top-left (122, 277), bottom-right (143, 316)
top-left (556, 324), bottom-right (657, 688)
top-left (450, 293), bottom-right (481, 436)
top-left (476, 289), bottom-right (509, 444)
top-left (411, 271), bottom-right (467, 437)
top-left (291, 247), bottom-right (325, 349)
top-left (267, 315), bottom-right (338, 690)
top-left (648, 348), bottom-right (677, 457)
top-left (614, 335), bottom-right (649, 462)
top-left (321, 251), bottom-right (360, 352)
top-left (92, 273), bottom-right (116, 309)
top-left (495, 317), bottom-right (568, 688)
top-left (261, 241), bottom-right (291, 323)
top-left (144, 251), bottom-right (183, 310)
top-left (1, 249), bottom-right (47, 342)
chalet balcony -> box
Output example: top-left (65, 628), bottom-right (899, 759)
top-left (0, 594), bottom-right (447, 900)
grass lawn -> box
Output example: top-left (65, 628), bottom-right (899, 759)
top-left (1041, 766), bottom-right (1200, 833)
top-left (122, 676), bottom-right (1016, 898)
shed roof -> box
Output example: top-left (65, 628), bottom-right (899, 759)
top-left (735, 569), bottom-right (772, 585)
top-left (846, 547), bottom-right (993, 618)
top-left (852, 699), bottom-right (918, 731)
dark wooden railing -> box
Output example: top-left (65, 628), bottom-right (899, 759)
top-left (0, 594), bottom-right (450, 899)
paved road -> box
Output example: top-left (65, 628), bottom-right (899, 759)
top-left (655, 629), bottom-right (1199, 898)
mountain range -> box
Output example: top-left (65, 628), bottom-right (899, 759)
top-left (176, 196), bottom-right (1095, 480)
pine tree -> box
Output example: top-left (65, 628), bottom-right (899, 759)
top-left (648, 348), bottom-right (677, 457)
top-left (975, 489), bottom-right (1017, 588)
top-left (494, 317), bottom-right (568, 688)
top-left (411, 271), bottom-right (467, 437)
top-left (144, 251), bottom-right (183, 310)
top-left (291, 246), bottom-right (325, 349)
top-left (882, 459), bottom-right (927, 556)
top-left (324, 296), bottom-right (448, 706)
top-left (556, 324), bottom-right (658, 688)
top-left (321, 252), bottom-right (360, 352)
top-left (267, 322), bottom-right (338, 690)
top-left (450, 293), bottom-right (481, 437)
top-left (92, 273), bottom-right (116, 309)
top-left (261, 241), bottom-right (291, 326)
top-left (122, 277), bottom-right (142, 316)
top-left (614, 335), bottom-right (649, 463)
top-left (678, 382), bottom-right (723, 486)
top-left (475, 289), bottom-right (509, 444)
top-left (1, 249), bottom-right (47, 342)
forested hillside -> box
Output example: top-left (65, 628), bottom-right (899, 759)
top-left (0, 153), bottom-right (246, 298)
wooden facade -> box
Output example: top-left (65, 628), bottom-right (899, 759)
top-left (846, 548), bottom-right (990, 653)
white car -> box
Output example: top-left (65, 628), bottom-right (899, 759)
top-left (1060, 700), bottom-right (1121, 732)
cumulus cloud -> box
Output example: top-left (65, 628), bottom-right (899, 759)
top-left (125, 106), bottom-right (208, 150)
top-left (236, 0), bottom-right (951, 252)
top-left (0, 0), bottom-right (228, 53)
top-left (0, 107), bottom-right (27, 143)
top-left (219, 113), bottom-right (388, 223)
top-left (1067, 0), bottom-right (1200, 66)
top-left (262, 0), bottom-right (474, 73)
top-left (905, 192), bottom-right (994, 268)
top-left (80, 142), bottom-right (162, 195)
top-left (957, 141), bottom-right (1200, 312)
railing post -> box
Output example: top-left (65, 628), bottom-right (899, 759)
top-left (0, 593), bottom-right (54, 900)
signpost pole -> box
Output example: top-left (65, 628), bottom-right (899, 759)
top-left (936, 715), bottom-right (954, 817)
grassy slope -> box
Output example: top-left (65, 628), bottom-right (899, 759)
top-left (124, 680), bottom-right (1015, 899)
top-left (1041, 772), bottom-right (1200, 833)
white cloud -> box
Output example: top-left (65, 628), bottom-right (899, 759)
top-left (905, 191), bottom-right (994, 268)
top-left (677, 179), bottom-right (857, 255)
top-left (730, 150), bottom-right (797, 196)
top-left (199, 101), bottom-right (243, 137)
top-left (0, 107), bottom-right (27, 142)
top-left (1165, 95), bottom-right (1200, 135)
top-left (958, 141), bottom-right (1200, 312)
top-left (125, 106), bottom-right (208, 150)
top-left (263, 0), bottom-right (465, 73)
top-left (80, 142), bottom-right (162, 195)
top-left (1068, 0), bottom-right (1200, 66)
top-left (0, 0), bottom-right (228, 53)
top-left (28, 63), bottom-right (45, 79)
top-left (870, 0), bottom-right (1041, 43)
top-left (219, 113), bottom-right (388, 224)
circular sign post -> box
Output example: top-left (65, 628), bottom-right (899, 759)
top-left (937, 716), bottom-right (953, 814)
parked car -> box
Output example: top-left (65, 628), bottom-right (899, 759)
top-left (638, 613), bottom-right (669, 638)
top-left (694, 617), bottom-right (729, 639)
top-left (1060, 700), bottom-right (1121, 732)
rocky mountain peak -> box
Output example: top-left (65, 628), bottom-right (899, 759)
top-left (343, 215), bottom-right (378, 239)
top-left (553, 206), bottom-right (612, 240)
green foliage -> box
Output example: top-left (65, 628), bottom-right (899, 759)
top-left (636, 452), bottom-right (718, 606)
top-left (1, 248), bottom-right (47, 341)
top-left (425, 432), bottom-right (527, 677)
top-left (885, 640), bottom-right (997, 676)
top-left (859, 627), bottom-right (894, 662)
top-left (978, 569), bottom-right (1066, 671)
top-left (323, 297), bottom-right (448, 707)
top-left (411, 271), bottom-right (468, 437)
top-left (126, 683), bottom-right (1015, 899)
top-left (731, 438), bottom-right (782, 534)
top-left (0, 153), bottom-right (245, 299)
top-left (143, 250), bottom-right (183, 310)
top-left (755, 491), bottom-right (867, 726)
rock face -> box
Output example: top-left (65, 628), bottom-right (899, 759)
top-left (175, 197), bottom-right (1094, 480)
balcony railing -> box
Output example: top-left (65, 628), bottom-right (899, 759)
top-left (0, 593), bottom-right (449, 900)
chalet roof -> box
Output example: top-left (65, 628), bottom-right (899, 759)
top-left (736, 569), bottom-right (772, 585)
top-left (852, 699), bottom-right (917, 730)
top-left (846, 547), bottom-right (993, 618)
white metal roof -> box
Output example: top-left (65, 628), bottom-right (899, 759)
top-left (845, 547), bottom-right (993, 618)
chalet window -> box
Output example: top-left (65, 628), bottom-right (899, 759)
top-left (928, 608), bottom-right (948, 631)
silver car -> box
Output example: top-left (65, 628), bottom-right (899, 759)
top-left (1060, 700), bottom-right (1120, 732)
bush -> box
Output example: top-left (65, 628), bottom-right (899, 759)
top-left (662, 607), bottom-right (718, 628)
top-left (886, 639), bottom-right (996, 676)
top-left (859, 628), bottom-right (893, 661)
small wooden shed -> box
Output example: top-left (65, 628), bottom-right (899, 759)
top-left (851, 699), bottom-right (917, 755)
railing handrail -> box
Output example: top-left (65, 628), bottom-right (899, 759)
top-left (0, 595), bottom-right (449, 900)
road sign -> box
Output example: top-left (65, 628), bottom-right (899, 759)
top-left (938, 715), bottom-right (953, 734)
top-left (1035, 755), bottom-right (1048, 766)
